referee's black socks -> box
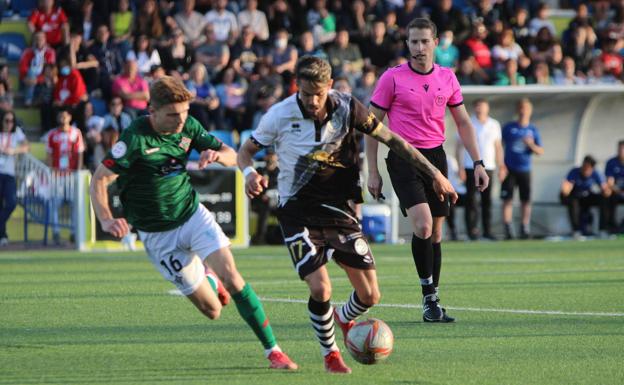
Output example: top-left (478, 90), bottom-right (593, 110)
top-left (411, 235), bottom-right (436, 296)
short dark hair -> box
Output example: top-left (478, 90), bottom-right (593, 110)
top-left (406, 18), bottom-right (437, 38)
top-left (618, 140), bottom-right (624, 148)
top-left (296, 55), bottom-right (332, 84)
top-left (473, 98), bottom-right (488, 106)
top-left (582, 155), bottom-right (596, 167)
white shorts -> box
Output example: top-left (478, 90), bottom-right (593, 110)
top-left (138, 204), bottom-right (231, 295)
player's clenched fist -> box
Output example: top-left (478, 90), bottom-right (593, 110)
top-left (245, 172), bottom-right (268, 198)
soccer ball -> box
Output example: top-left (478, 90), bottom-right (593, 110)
top-left (345, 318), bottom-right (394, 364)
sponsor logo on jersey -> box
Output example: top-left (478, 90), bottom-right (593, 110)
top-left (144, 147), bottom-right (160, 154)
top-left (307, 150), bottom-right (346, 168)
top-left (354, 238), bottom-right (369, 255)
top-left (179, 137), bottom-right (191, 151)
top-left (111, 142), bottom-right (127, 158)
top-left (159, 157), bottom-right (185, 177)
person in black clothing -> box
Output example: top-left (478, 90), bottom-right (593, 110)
top-left (560, 155), bottom-right (610, 238)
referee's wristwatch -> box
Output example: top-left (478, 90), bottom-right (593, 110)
top-left (473, 159), bottom-right (485, 168)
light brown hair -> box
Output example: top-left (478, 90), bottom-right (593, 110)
top-left (296, 55), bottom-right (332, 85)
top-left (149, 76), bottom-right (193, 109)
top-left (406, 18), bottom-right (437, 38)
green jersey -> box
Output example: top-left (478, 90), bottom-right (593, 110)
top-left (102, 115), bottom-right (222, 232)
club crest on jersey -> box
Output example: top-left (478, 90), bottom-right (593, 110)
top-left (435, 94), bottom-right (446, 106)
top-left (179, 137), bottom-right (191, 151)
top-left (111, 141), bottom-right (127, 158)
top-left (354, 238), bottom-right (369, 255)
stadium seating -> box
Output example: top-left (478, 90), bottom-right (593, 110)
top-left (0, 32), bottom-right (26, 62)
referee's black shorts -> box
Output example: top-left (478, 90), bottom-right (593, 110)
top-left (385, 145), bottom-right (449, 218)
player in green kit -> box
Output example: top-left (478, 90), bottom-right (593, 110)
top-left (89, 76), bottom-right (297, 370)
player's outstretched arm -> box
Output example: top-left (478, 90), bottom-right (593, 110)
top-left (237, 139), bottom-right (268, 198)
top-left (369, 123), bottom-right (458, 203)
top-left (198, 143), bottom-right (237, 168)
top-left (89, 164), bottom-right (130, 238)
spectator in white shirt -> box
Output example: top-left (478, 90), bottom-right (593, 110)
top-left (237, 0), bottom-right (269, 41)
top-left (204, 0), bottom-right (238, 44)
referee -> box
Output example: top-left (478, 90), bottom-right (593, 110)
top-left (366, 18), bottom-right (489, 323)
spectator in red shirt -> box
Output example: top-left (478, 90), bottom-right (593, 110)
top-left (53, 57), bottom-right (87, 108)
top-left (46, 107), bottom-right (84, 172)
top-left (463, 21), bottom-right (493, 78)
top-left (599, 37), bottom-right (623, 79)
top-left (19, 31), bottom-right (56, 106)
top-left (28, 0), bottom-right (69, 48)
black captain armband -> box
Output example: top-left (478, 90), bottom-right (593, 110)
top-left (473, 160), bottom-right (485, 168)
top-left (249, 135), bottom-right (266, 148)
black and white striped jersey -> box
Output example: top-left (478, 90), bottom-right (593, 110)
top-left (251, 90), bottom-right (381, 209)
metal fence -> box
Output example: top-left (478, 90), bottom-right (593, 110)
top-left (14, 154), bottom-right (77, 245)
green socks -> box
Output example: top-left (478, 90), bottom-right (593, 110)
top-left (232, 283), bottom-right (277, 350)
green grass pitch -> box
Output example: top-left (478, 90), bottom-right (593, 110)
top-left (1, 240), bottom-right (623, 385)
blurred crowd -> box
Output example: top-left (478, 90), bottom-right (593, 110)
top-left (1, 0), bottom-right (622, 162)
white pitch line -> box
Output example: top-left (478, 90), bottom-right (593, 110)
top-left (259, 297), bottom-right (624, 317)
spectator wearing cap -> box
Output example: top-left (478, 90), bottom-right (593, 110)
top-left (560, 155), bottom-right (610, 238)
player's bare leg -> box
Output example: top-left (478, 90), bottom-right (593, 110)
top-left (186, 278), bottom-right (223, 320)
top-left (520, 201), bottom-right (532, 239)
top-left (305, 266), bottom-right (351, 374)
top-left (205, 247), bottom-right (298, 370)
